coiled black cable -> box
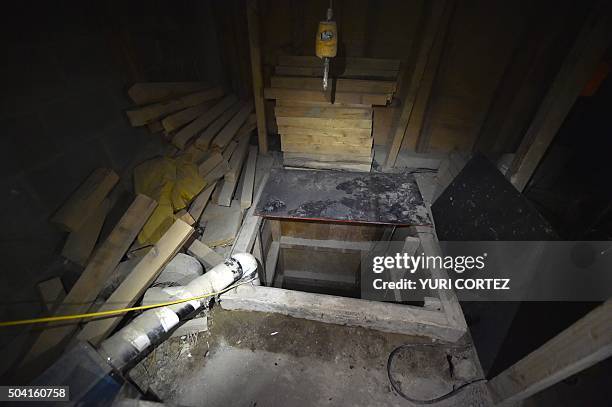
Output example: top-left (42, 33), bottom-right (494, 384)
top-left (387, 343), bottom-right (487, 404)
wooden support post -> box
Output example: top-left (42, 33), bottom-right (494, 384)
top-left (507, 3), bottom-right (612, 192)
top-left (488, 299), bottom-right (612, 405)
top-left (246, 0), bottom-right (268, 153)
top-left (384, 0), bottom-right (452, 168)
top-left (413, 1), bottom-right (454, 153)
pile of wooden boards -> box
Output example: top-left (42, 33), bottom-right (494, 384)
top-left (264, 56), bottom-right (400, 171)
top-left (124, 81), bottom-right (260, 229)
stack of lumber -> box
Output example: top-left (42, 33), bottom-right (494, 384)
top-left (275, 102), bottom-right (374, 172)
top-left (264, 56), bottom-right (400, 171)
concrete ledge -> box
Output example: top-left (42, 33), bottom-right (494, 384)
top-left (220, 285), bottom-right (465, 342)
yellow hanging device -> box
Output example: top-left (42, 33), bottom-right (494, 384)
top-left (315, 1), bottom-right (337, 90)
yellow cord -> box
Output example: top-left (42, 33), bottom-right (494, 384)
top-left (0, 282), bottom-right (243, 328)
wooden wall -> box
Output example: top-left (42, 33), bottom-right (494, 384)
top-left (218, 0), bottom-right (595, 155)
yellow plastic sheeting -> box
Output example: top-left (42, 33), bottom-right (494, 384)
top-left (134, 156), bottom-right (205, 244)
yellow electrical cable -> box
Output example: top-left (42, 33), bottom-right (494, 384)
top-left (0, 281), bottom-right (247, 328)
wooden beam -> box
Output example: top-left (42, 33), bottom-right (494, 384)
top-left (246, 0), bottom-right (268, 153)
top-left (488, 299), bottom-right (612, 405)
top-left (200, 200), bottom-right (243, 247)
top-left (220, 285), bottom-right (464, 341)
top-left (188, 182), bottom-right (217, 222)
top-left (78, 219), bottom-right (194, 345)
top-left (197, 151), bottom-right (224, 178)
top-left (126, 86), bottom-right (225, 126)
top-left (211, 101), bottom-right (254, 149)
top-left (279, 236), bottom-right (373, 252)
top-left (271, 76), bottom-right (396, 94)
top-left (383, 0), bottom-right (451, 168)
top-left (508, 3), bottom-right (612, 191)
top-left (231, 172), bottom-right (270, 254)
top-left (172, 95), bottom-right (238, 149)
top-left (161, 99), bottom-right (217, 133)
top-left (275, 66), bottom-right (398, 80)
top-left (22, 195), bottom-right (157, 368)
top-left (37, 277), bottom-right (66, 314)
top-left (264, 87), bottom-right (389, 106)
top-left (194, 102), bottom-right (243, 149)
top-left (264, 241), bottom-right (280, 286)
top-left (61, 199), bottom-right (111, 266)
top-left (128, 82), bottom-right (209, 105)
top-left (240, 146), bottom-right (258, 209)
top-left (413, 1), bottom-right (455, 153)
top-left (187, 239), bottom-right (224, 268)
top-left (277, 55), bottom-right (401, 71)
top-left (51, 168), bottom-right (118, 232)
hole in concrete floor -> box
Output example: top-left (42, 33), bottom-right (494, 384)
top-left (261, 219), bottom-right (434, 306)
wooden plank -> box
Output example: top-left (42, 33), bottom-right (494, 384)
top-left (194, 102), bottom-right (243, 149)
top-left (384, 0), bottom-right (450, 168)
top-left (216, 180), bottom-right (237, 208)
top-left (61, 198), bottom-right (111, 266)
top-left (276, 116), bottom-right (372, 130)
top-left (280, 134), bottom-right (373, 148)
top-left (246, 0), bottom-right (269, 153)
top-left (277, 125), bottom-right (372, 138)
top-left (128, 82), bottom-right (209, 105)
top-left (240, 146), bottom-right (258, 210)
top-left (203, 160), bottom-right (231, 185)
top-left (161, 99), bottom-right (217, 133)
top-left (221, 285), bottom-right (463, 341)
top-left (126, 86), bottom-right (225, 126)
top-left (37, 277), bottom-right (66, 314)
top-left (280, 236), bottom-right (372, 252)
top-left (488, 299), bottom-right (612, 405)
top-left (211, 101), bottom-right (254, 149)
top-left (275, 65), bottom-right (398, 79)
top-left (264, 88), bottom-right (388, 106)
top-left (283, 151), bottom-right (373, 163)
top-left (508, 4), bottom-right (612, 191)
top-left (231, 172), bottom-right (270, 255)
top-left (187, 239), bottom-right (224, 268)
top-left (413, 1), bottom-right (455, 153)
top-left (51, 168), bottom-right (118, 232)
top-left (283, 157), bottom-right (372, 172)
top-left (411, 225), bottom-right (467, 333)
top-left (78, 219), bottom-right (194, 345)
top-left (197, 151), bottom-right (223, 177)
top-left (23, 195), bottom-right (157, 367)
top-left (175, 209), bottom-right (196, 226)
top-left (188, 182), bottom-right (217, 222)
top-left (275, 105), bottom-right (372, 119)
top-left (264, 241), bottom-right (280, 286)
top-left (200, 200), bottom-right (243, 247)
top-left (172, 95), bottom-right (238, 149)
top-left (281, 141), bottom-right (372, 156)
top-left (271, 76), bottom-right (396, 94)
top-left (225, 131), bottom-right (252, 182)
top-left (222, 140), bottom-right (238, 161)
top-left (275, 99), bottom-right (371, 109)
top-left (278, 55), bottom-right (401, 71)
top-left (146, 121), bottom-right (164, 134)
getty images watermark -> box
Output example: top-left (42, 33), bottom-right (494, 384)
top-left (371, 251), bottom-right (511, 291)
top-left (361, 241), bottom-right (612, 302)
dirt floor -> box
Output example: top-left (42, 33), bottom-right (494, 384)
top-left (129, 306), bottom-right (491, 406)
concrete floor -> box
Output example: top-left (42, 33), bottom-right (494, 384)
top-left (130, 308), bottom-right (491, 406)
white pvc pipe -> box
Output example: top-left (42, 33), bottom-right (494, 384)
top-left (99, 253), bottom-right (258, 371)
